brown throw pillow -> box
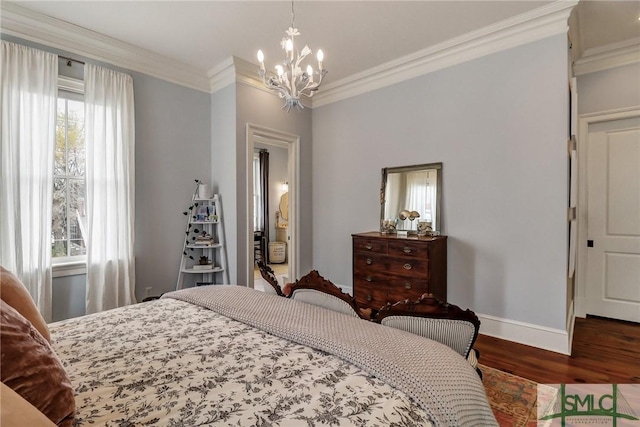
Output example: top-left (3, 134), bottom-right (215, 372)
top-left (0, 266), bottom-right (51, 342)
top-left (0, 300), bottom-right (75, 426)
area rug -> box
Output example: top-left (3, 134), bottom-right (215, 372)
top-left (480, 364), bottom-right (553, 427)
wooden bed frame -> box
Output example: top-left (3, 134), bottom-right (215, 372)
top-left (257, 264), bottom-right (480, 330)
top-left (375, 294), bottom-right (482, 377)
top-left (376, 294), bottom-right (480, 328)
top-left (257, 264), bottom-right (481, 370)
top-left (256, 261), bottom-right (285, 296)
top-left (376, 294), bottom-right (480, 346)
top-left (256, 263), bottom-right (373, 319)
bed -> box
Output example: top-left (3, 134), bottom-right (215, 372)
top-left (3, 271), bottom-right (497, 426)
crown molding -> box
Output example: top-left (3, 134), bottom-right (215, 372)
top-left (207, 57), bottom-right (238, 93)
top-left (208, 56), bottom-right (266, 94)
top-left (2, 0), bottom-right (581, 105)
top-left (0, 2), bottom-right (210, 92)
top-left (311, 0), bottom-right (578, 108)
top-left (209, 56), bottom-right (312, 108)
top-left (573, 38), bottom-right (640, 76)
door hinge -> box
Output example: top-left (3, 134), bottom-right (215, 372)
top-left (568, 135), bottom-right (577, 154)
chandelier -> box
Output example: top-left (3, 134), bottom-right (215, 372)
top-left (257, 2), bottom-right (327, 111)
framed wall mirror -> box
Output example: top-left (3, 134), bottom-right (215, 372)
top-left (380, 162), bottom-right (442, 233)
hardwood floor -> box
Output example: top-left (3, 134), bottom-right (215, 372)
top-left (475, 316), bottom-right (640, 384)
top-left (253, 262), bottom-right (288, 279)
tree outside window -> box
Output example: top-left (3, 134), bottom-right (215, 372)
top-left (52, 97), bottom-right (86, 258)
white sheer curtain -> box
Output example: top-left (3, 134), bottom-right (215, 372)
top-left (406, 171), bottom-right (428, 222)
top-left (253, 153), bottom-right (263, 231)
top-left (384, 173), bottom-right (404, 221)
top-left (84, 64), bottom-right (136, 314)
top-left (0, 41), bottom-right (57, 321)
top-left (425, 171), bottom-right (437, 226)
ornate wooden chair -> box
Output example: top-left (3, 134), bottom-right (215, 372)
top-left (375, 293), bottom-right (482, 377)
top-left (287, 270), bottom-right (371, 319)
top-left (256, 260), bottom-right (285, 296)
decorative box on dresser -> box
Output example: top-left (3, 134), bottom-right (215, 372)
top-left (352, 232), bottom-right (447, 311)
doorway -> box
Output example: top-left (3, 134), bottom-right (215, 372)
top-left (246, 124), bottom-right (299, 289)
top-left (576, 108), bottom-right (640, 323)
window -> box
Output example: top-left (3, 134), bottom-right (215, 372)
top-left (52, 84), bottom-right (86, 260)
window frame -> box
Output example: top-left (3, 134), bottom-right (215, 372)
top-left (52, 76), bottom-right (86, 276)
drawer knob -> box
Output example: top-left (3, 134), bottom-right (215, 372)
top-left (404, 283), bottom-right (412, 290)
top-left (366, 258), bottom-right (372, 265)
top-left (365, 276), bottom-right (373, 282)
top-left (366, 294), bottom-right (373, 302)
top-left (403, 247), bottom-right (412, 254)
top-left (403, 263), bottom-right (412, 270)
top-left (365, 243), bottom-right (373, 250)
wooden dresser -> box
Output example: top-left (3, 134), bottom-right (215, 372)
top-left (352, 232), bottom-right (447, 310)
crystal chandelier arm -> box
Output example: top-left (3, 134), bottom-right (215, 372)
top-left (299, 82), bottom-right (319, 96)
top-left (260, 69), bottom-right (288, 99)
top-left (259, 69), bottom-right (277, 88)
top-left (294, 45), bottom-right (312, 70)
top-left (299, 69), bottom-right (327, 97)
top-left (282, 71), bottom-right (292, 91)
top-left (296, 78), bottom-right (311, 93)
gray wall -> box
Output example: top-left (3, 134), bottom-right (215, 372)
top-left (312, 35), bottom-right (570, 330)
top-left (210, 85), bottom-right (238, 283)
top-left (133, 70), bottom-right (211, 299)
top-left (4, 31), bottom-right (578, 331)
top-left (2, 35), bottom-right (211, 320)
top-left (214, 83), bottom-right (313, 286)
top-left (51, 275), bottom-right (86, 322)
top-left (577, 62), bottom-right (640, 114)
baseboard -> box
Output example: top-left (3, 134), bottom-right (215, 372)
top-left (477, 313), bottom-right (571, 355)
top-left (566, 301), bottom-right (576, 353)
top-left (340, 284), bottom-right (571, 354)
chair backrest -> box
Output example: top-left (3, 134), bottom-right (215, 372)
top-left (375, 294), bottom-right (480, 358)
top-left (256, 260), bottom-right (284, 296)
top-left (288, 270), bottom-right (362, 319)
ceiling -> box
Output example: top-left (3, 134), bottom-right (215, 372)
top-left (5, 1), bottom-right (640, 86)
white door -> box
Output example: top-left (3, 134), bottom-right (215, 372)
top-left (585, 115), bottom-right (640, 323)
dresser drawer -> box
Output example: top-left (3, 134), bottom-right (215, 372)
top-left (353, 282), bottom-right (389, 309)
top-left (387, 278), bottom-right (429, 294)
top-left (388, 240), bottom-right (429, 258)
top-left (352, 270), bottom-right (388, 286)
top-left (354, 253), bottom-right (389, 275)
top-left (386, 278), bottom-right (429, 302)
top-left (386, 257), bottom-right (429, 279)
top-left (353, 237), bottom-right (388, 254)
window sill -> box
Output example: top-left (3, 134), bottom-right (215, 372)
top-left (52, 261), bottom-right (86, 278)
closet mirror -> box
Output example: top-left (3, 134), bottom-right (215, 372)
top-left (380, 162), bottom-right (442, 233)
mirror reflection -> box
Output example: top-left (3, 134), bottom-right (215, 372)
top-left (380, 163), bottom-right (442, 233)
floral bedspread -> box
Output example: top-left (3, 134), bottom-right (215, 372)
top-left (50, 297), bottom-right (433, 426)
top-left (166, 286), bottom-right (495, 426)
